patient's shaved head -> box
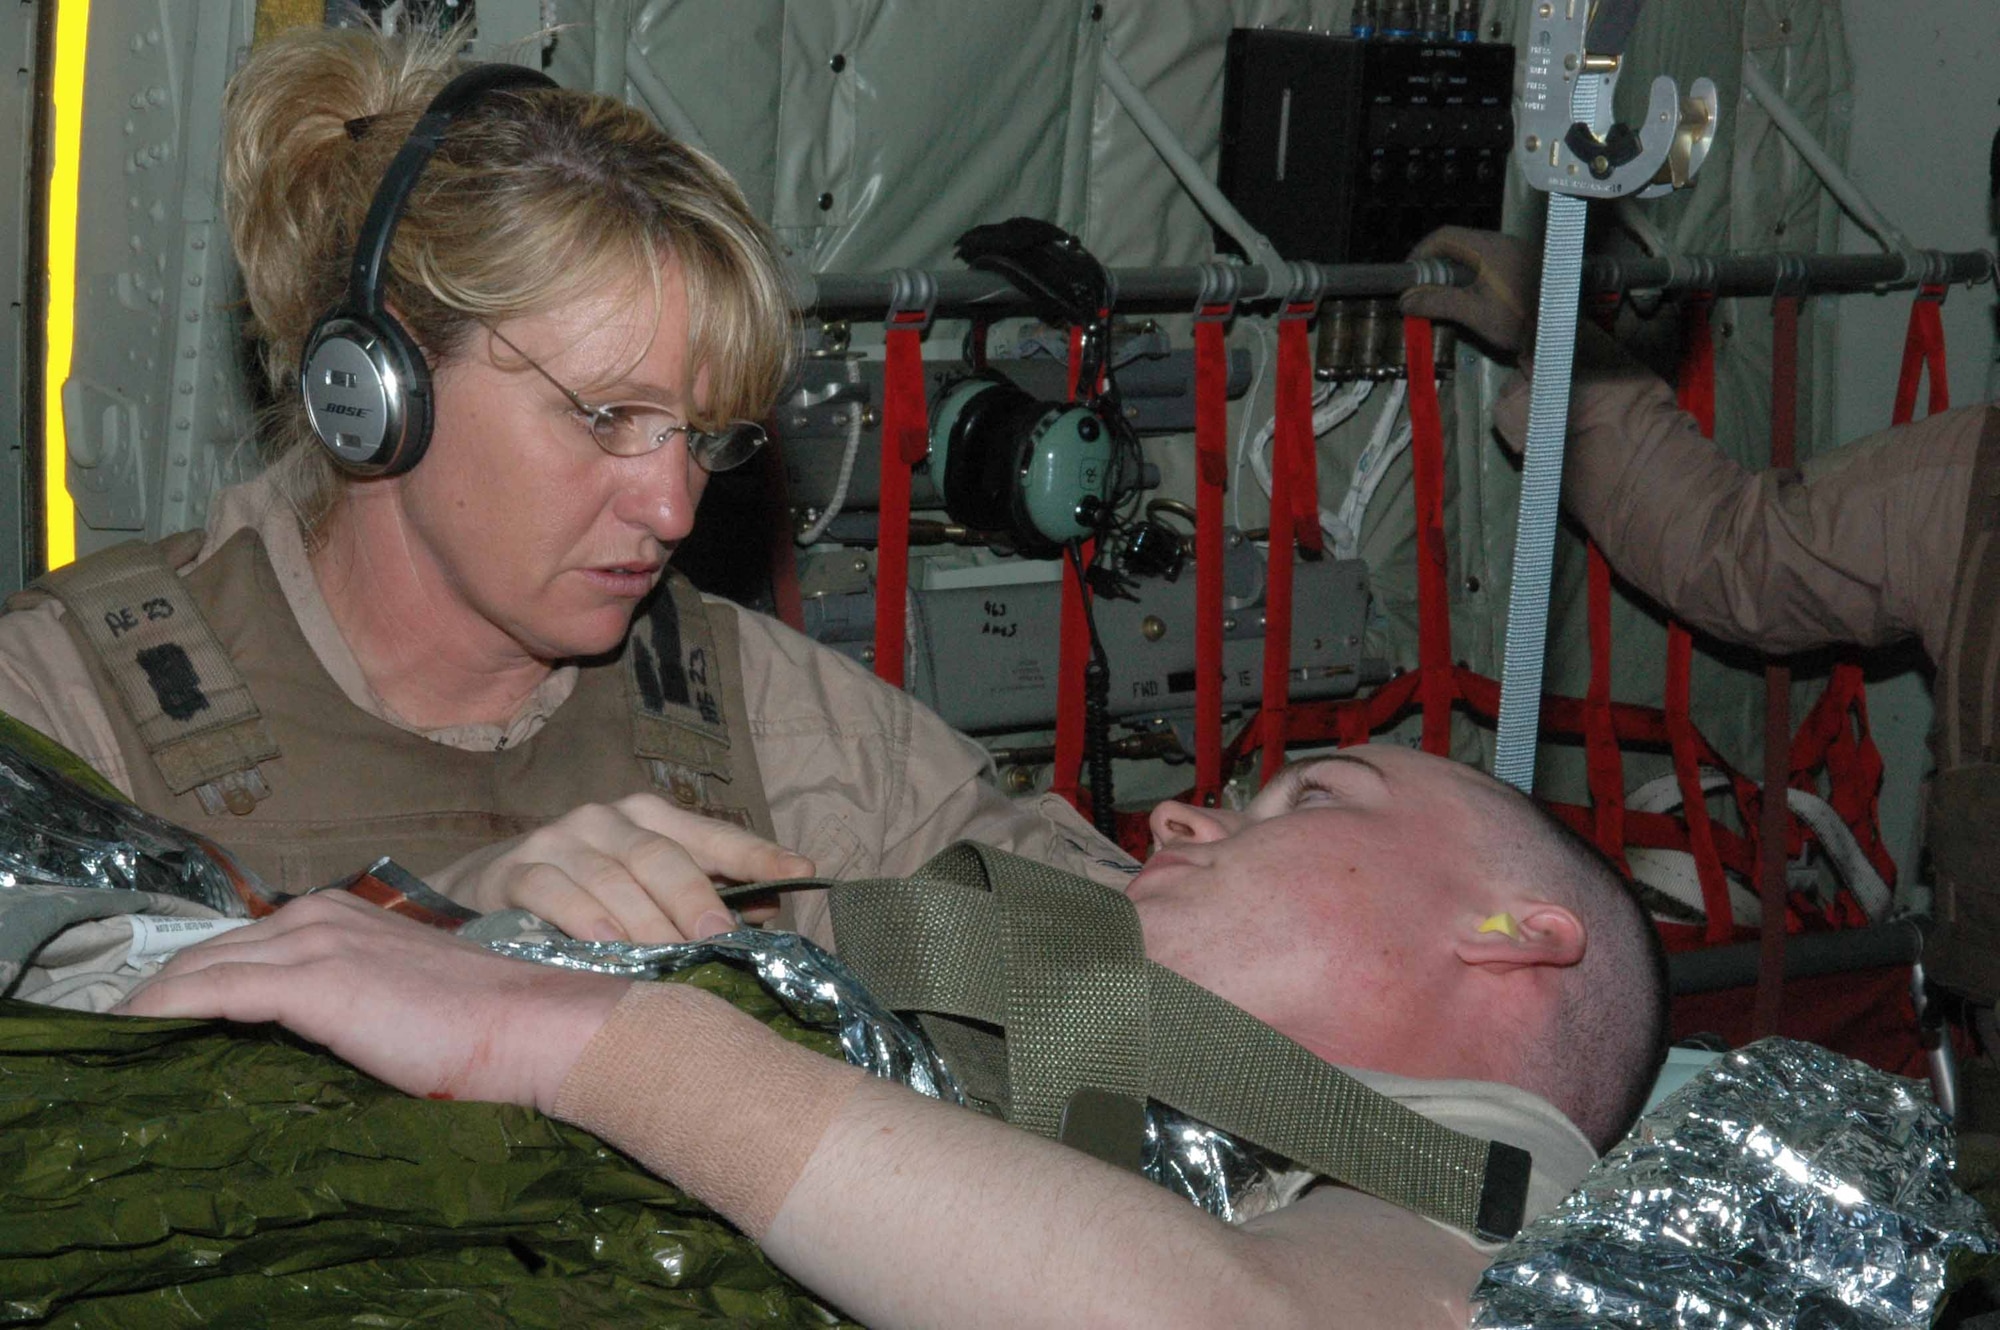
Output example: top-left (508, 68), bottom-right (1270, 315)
top-left (1486, 797), bottom-right (1670, 1150)
top-left (1133, 746), bottom-right (1668, 1153)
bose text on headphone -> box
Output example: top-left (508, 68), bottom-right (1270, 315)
top-left (300, 63), bottom-right (558, 477)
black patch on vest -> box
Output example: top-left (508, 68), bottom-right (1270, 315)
top-left (135, 643), bottom-right (211, 721)
top-left (633, 596), bottom-right (691, 715)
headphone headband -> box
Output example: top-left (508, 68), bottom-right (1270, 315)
top-left (346, 63), bottom-right (559, 315)
top-left (302, 61), bottom-right (559, 478)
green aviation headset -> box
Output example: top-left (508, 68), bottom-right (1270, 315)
top-left (299, 63), bottom-right (558, 477)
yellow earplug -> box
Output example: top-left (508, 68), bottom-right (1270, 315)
top-left (1477, 913), bottom-right (1521, 939)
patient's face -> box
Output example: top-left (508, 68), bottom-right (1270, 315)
top-left (1127, 746), bottom-right (1508, 1074)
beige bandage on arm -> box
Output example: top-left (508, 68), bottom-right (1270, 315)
top-left (552, 980), bottom-right (864, 1237)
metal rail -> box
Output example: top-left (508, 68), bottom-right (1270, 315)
top-left (798, 249), bottom-right (1996, 319)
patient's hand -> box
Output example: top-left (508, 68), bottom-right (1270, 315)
top-left (427, 792), bottom-right (811, 943)
top-left (116, 891), bottom-right (626, 1113)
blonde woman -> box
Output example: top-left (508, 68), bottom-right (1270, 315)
top-left (0, 24), bottom-right (1125, 944)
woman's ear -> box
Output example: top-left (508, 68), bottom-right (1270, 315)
top-left (1454, 902), bottom-right (1585, 971)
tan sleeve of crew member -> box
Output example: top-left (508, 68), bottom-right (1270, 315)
top-left (1492, 328), bottom-right (1980, 662)
top-left (551, 980), bottom-right (865, 1238)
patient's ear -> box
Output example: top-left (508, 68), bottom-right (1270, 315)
top-left (1454, 902), bottom-right (1585, 971)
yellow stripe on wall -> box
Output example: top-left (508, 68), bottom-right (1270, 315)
top-left (42, 0), bottom-right (89, 571)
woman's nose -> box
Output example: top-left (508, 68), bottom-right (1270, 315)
top-left (611, 446), bottom-right (708, 543)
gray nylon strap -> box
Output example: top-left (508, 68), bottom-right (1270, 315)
top-left (1492, 72), bottom-right (1602, 793)
top-left (1147, 966), bottom-right (1519, 1238)
top-left (34, 535), bottom-right (278, 795)
top-left (991, 850), bottom-right (1150, 1141)
top-left (815, 844), bottom-right (1530, 1240)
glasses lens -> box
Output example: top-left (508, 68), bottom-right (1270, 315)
top-left (583, 405), bottom-right (674, 458)
top-left (692, 421), bottom-right (767, 473)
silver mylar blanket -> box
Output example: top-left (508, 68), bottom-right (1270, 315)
top-left (1471, 1038), bottom-right (1997, 1329)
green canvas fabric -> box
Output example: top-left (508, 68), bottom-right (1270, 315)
top-left (0, 964), bottom-right (855, 1330)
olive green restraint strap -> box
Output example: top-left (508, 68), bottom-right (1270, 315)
top-left (731, 843), bottom-right (1531, 1242)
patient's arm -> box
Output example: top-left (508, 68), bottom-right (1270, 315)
top-left (121, 895), bottom-right (1484, 1329)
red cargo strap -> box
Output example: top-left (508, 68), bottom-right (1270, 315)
top-left (1581, 292), bottom-right (1628, 866)
top-left (874, 310), bottom-right (931, 687)
top-left (1193, 302), bottom-right (1233, 804)
top-left (1892, 284), bottom-right (1951, 426)
top-left (1259, 301), bottom-right (1321, 783)
top-left (1584, 547), bottom-right (1629, 869)
top-left (1404, 316), bottom-right (1454, 756)
top-left (1052, 322), bottom-right (1103, 808)
top-left (1672, 296), bottom-right (1733, 945)
top-left (1787, 286), bottom-right (1948, 893)
top-left (1756, 294), bottom-right (1803, 1036)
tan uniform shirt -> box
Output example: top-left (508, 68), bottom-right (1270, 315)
top-left (0, 475), bottom-right (1134, 940)
top-left (1491, 329), bottom-right (1981, 662)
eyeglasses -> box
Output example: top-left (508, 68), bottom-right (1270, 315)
top-left (481, 323), bottom-right (767, 473)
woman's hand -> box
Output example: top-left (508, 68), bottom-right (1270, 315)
top-left (428, 793), bottom-right (813, 943)
top-left (116, 891), bottom-right (627, 1113)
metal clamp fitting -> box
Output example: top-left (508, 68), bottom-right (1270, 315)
top-left (1664, 254), bottom-right (1719, 294)
top-left (1192, 262), bottom-right (1241, 321)
top-left (1770, 253), bottom-right (1811, 299)
top-left (1277, 259), bottom-right (1322, 315)
top-left (886, 267), bottom-right (938, 331)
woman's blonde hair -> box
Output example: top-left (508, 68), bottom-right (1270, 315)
top-left (223, 24), bottom-right (795, 527)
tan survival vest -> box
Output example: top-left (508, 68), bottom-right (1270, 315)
top-left (1926, 406), bottom-right (2000, 1000)
top-left (14, 529), bottom-right (772, 893)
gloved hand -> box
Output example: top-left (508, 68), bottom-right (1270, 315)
top-left (1398, 227), bottom-right (1541, 361)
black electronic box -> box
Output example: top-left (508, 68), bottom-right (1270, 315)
top-left (1217, 30), bottom-right (1515, 264)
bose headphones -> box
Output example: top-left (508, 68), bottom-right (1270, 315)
top-left (300, 63), bottom-right (558, 477)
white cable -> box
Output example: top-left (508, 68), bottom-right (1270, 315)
top-left (1626, 768), bottom-right (1893, 924)
top-left (1330, 382), bottom-right (1411, 561)
top-left (1229, 321), bottom-right (1277, 533)
top-left (793, 360), bottom-right (867, 546)
top-left (1241, 379), bottom-right (1391, 552)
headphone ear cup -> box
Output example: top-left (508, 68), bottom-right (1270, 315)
top-left (299, 308), bottom-right (433, 477)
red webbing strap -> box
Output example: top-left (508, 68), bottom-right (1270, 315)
top-left (1051, 323), bottom-right (1099, 808)
top-left (1756, 294), bottom-right (1803, 1037)
top-left (1051, 543), bottom-right (1094, 806)
top-left (1585, 547), bottom-right (1629, 870)
top-left (1404, 316), bottom-right (1454, 757)
top-left (1193, 307), bottom-right (1232, 804)
top-left (1672, 296), bottom-right (1734, 945)
top-left (1785, 286), bottom-right (1949, 892)
top-left (1892, 284), bottom-right (1951, 425)
top-left (1259, 302), bottom-right (1320, 784)
top-left (1667, 630), bottom-right (1736, 945)
top-left (874, 314), bottom-right (930, 686)
top-left (1580, 293), bottom-right (1627, 865)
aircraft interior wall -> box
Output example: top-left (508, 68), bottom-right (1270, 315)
top-left (5, 0), bottom-right (1997, 898)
